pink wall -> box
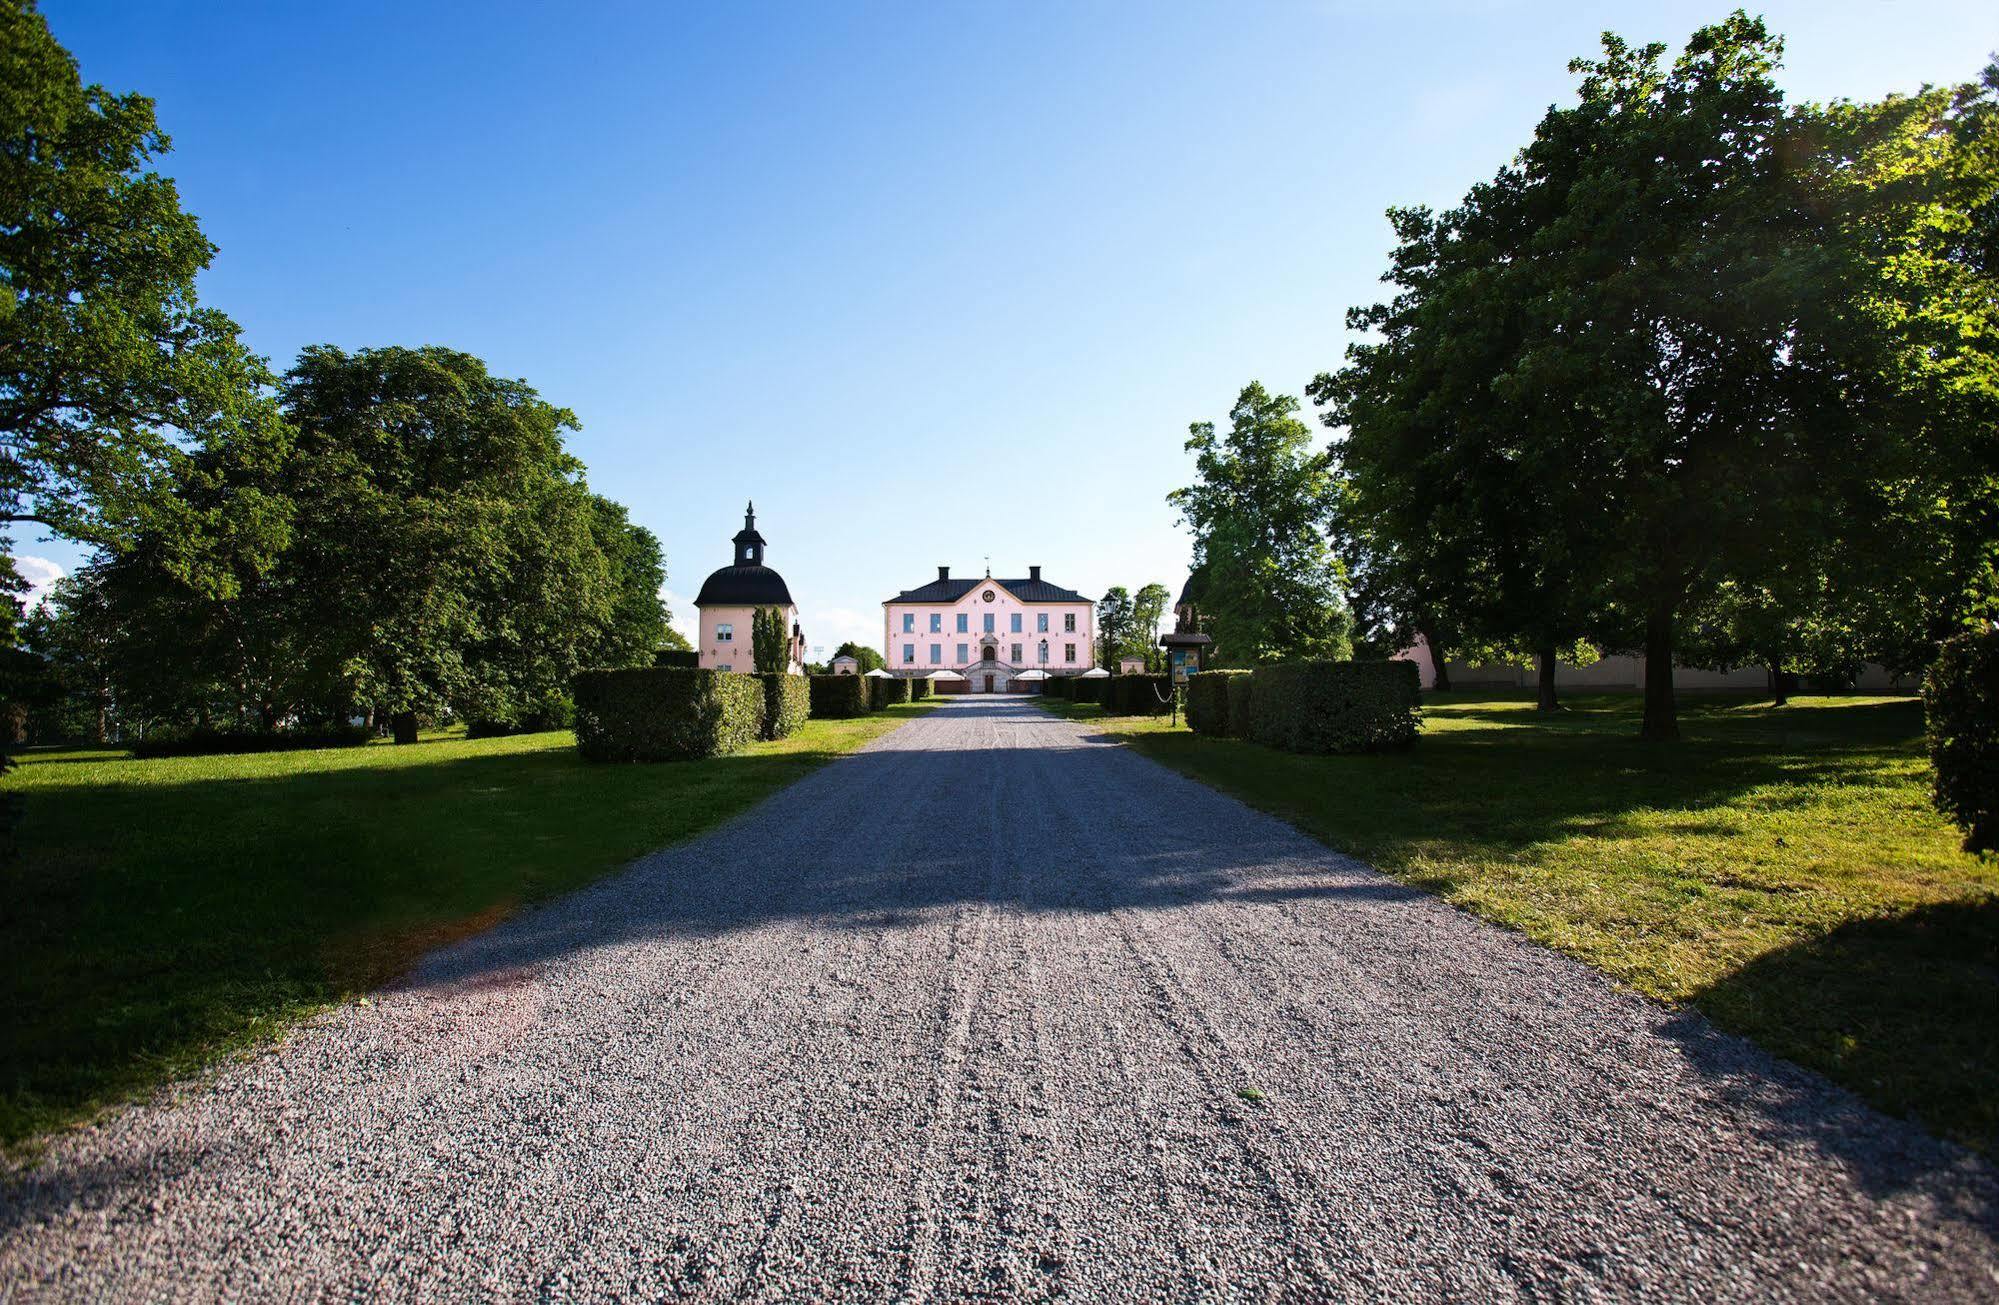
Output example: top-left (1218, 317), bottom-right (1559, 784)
top-left (697, 603), bottom-right (803, 675)
top-left (883, 581), bottom-right (1094, 674)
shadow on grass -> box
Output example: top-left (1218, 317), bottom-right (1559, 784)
top-left (1686, 897), bottom-right (1999, 1157)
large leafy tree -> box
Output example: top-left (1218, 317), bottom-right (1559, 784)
top-left (1319, 15), bottom-right (1998, 737)
top-left (833, 640), bottom-right (883, 673)
top-left (1, 1), bottom-right (287, 578)
top-left (1168, 382), bottom-right (1352, 666)
top-left (1095, 586), bottom-right (1132, 670)
top-left (1130, 582), bottom-right (1170, 671)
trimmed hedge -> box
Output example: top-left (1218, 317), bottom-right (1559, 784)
top-left (1925, 629), bottom-right (1999, 854)
top-left (573, 667), bottom-right (764, 762)
top-left (808, 674), bottom-right (871, 718)
top-left (1225, 672), bottom-right (1255, 739)
top-left (1103, 673), bottom-right (1172, 716)
top-left (1044, 675), bottom-right (1072, 699)
top-left (759, 673), bottom-right (809, 741)
top-left (1248, 660), bottom-right (1421, 754)
top-left (910, 678), bottom-right (933, 700)
top-left (654, 649), bottom-right (700, 669)
top-left (131, 724), bottom-right (374, 760)
top-left (1069, 676), bottom-right (1106, 705)
top-left (869, 675), bottom-right (914, 710)
top-left (1186, 670), bottom-right (1250, 737)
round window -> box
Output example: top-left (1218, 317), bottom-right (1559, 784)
top-left (982, 589), bottom-right (996, 602)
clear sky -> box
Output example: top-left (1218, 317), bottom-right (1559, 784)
top-left (24, 1), bottom-right (1995, 652)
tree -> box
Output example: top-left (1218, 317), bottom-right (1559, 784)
top-left (1130, 583), bottom-right (1170, 671)
top-left (751, 606), bottom-right (789, 674)
top-left (1096, 587), bottom-right (1132, 670)
top-left (833, 641), bottom-right (883, 674)
top-left (1, 1), bottom-right (288, 575)
top-left (1318, 17), bottom-right (1999, 736)
top-left (1168, 382), bottom-right (1352, 666)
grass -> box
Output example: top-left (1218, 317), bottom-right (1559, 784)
top-left (0, 701), bottom-right (938, 1153)
top-left (1040, 691), bottom-right (1998, 1152)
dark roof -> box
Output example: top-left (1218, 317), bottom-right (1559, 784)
top-left (695, 564), bottom-right (794, 607)
top-left (1176, 566), bottom-right (1205, 609)
top-left (887, 576), bottom-right (1087, 604)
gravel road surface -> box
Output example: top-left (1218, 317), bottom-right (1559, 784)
top-left (4, 698), bottom-right (1995, 1300)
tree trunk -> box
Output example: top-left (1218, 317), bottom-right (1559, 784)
top-left (93, 682), bottom-right (110, 744)
top-left (1535, 644), bottom-right (1562, 712)
top-left (1420, 622), bottom-right (1451, 692)
top-left (390, 711), bottom-right (419, 745)
top-left (1640, 606), bottom-right (1679, 741)
top-left (1768, 660), bottom-right (1788, 707)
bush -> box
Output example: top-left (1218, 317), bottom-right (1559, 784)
top-left (1248, 660), bottom-right (1421, 754)
top-left (1926, 629), bottom-right (1999, 854)
top-left (654, 649), bottom-right (700, 669)
top-left (572, 667), bottom-right (764, 762)
top-left (809, 675), bottom-right (871, 719)
top-left (1044, 675), bottom-right (1071, 699)
top-left (1186, 670), bottom-right (1250, 737)
top-left (1225, 672), bottom-right (1255, 739)
top-left (131, 724), bottom-right (375, 760)
top-left (759, 673), bottom-right (809, 741)
top-left (465, 700), bottom-right (573, 738)
top-left (910, 677), bottom-right (933, 700)
top-left (869, 675), bottom-right (914, 710)
top-left (1070, 676), bottom-right (1106, 705)
top-left (1102, 673), bottom-right (1172, 716)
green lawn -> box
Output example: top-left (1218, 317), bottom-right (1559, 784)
top-left (0, 701), bottom-right (937, 1152)
top-left (1040, 691), bottom-right (1998, 1152)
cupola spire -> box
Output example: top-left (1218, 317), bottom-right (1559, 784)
top-left (732, 500), bottom-right (767, 566)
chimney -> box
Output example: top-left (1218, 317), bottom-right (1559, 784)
top-left (938, 565), bottom-right (950, 582)
top-left (1029, 565), bottom-right (1042, 582)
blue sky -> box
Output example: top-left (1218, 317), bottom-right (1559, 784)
top-left (25, 1), bottom-right (1995, 652)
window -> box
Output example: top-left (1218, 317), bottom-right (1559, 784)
top-left (983, 614), bottom-right (995, 634)
top-left (717, 664), bottom-right (732, 672)
top-left (956, 614), bottom-right (968, 633)
top-left (956, 643), bottom-right (968, 663)
top-left (1036, 613), bottom-right (1048, 632)
top-left (930, 643), bottom-right (941, 664)
top-left (1037, 641), bottom-right (1049, 664)
top-left (1011, 643), bottom-right (1022, 663)
top-left (929, 613), bottom-right (942, 633)
top-left (742, 546), bottom-right (752, 561)
top-left (1064, 643), bottom-right (1076, 662)
top-left (903, 644), bottom-right (915, 664)
top-left (1064, 612), bottom-right (1077, 633)
top-left (716, 623), bottom-right (734, 642)
top-left (902, 613), bottom-right (914, 633)
top-left (1010, 613), bottom-right (1022, 633)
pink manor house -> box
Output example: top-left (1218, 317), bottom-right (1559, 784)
top-left (882, 566), bottom-right (1097, 693)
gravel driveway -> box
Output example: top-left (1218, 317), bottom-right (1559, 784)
top-left (3, 697), bottom-right (1995, 1300)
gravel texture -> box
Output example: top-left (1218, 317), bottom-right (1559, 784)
top-left (3, 697), bottom-right (1996, 1300)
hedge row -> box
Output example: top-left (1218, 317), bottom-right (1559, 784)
top-left (1925, 628), bottom-right (1998, 853)
top-left (131, 723), bottom-right (375, 760)
top-left (808, 674), bottom-right (870, 718)
top-left (759, 672), bottom-right (809, 741)
top-left (1102, 673), bottom-right (1172, 716)
top-left (1247, 660), bottom-right (1420, 753)
top-left (1186, 670), bottom-right (1251, 737)
top-left (869, 675), bottom-right (914, 710)
top-left (910, 678), bottom-right (933, 700)
top-left (574, 667), bottom-right (764, 762)
top-left (653, 649), bottom-right (700, 669)
top-left (1070, 676), bottom-right (1107, 705)
top-left (1044, 675), bottom-right (1071, 699)
top-left (1226, 673), bottom-right (1255, 739)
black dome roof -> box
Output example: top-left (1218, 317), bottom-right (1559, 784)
top-left (695, 564), bottom-right (794, 607)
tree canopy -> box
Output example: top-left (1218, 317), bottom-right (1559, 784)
top-left (1315, 14), bottom-right (1999, 736)
top-left (1169, 382), bottom-right (1352, 667)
